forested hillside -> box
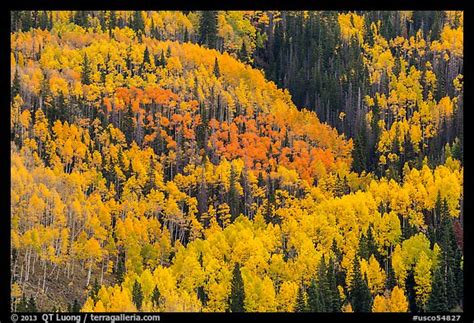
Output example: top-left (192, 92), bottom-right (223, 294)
top-left (11, 11), bottom-right (463, 313)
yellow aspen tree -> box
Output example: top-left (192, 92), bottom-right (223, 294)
top-left (389, 286), bottom-right (409, 312)
top-left (414, 251), bottom-right (432, 310)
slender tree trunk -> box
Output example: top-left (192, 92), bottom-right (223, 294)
top-left (86, 260), bottom-right (92, 287)
top-left (100, 258), bottom-right (105, 285)
top-left (42, 260), bottom-right (47, 291)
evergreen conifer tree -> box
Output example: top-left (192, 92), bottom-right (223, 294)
top-left (427, 267), bottom-right (448, 312)
top-left (229, 263), bottom-right (245, 312)
top-left (132, 280), bottom-right (144, 311)
top-left (213, 57), bottom-right (220, 78)
top-left (295, 283), bottom-right (308, 312)
top-left (81, 53), bottom-right (92, 85)
top-left (349, 256), bottom-right (372, 312)
top-left (28, 296), bottom-right (37, 312)
top-left (12, 68), bottom-right (21, 99)
top-left (199, 11), bottom-right (218, 49)
top-left (151, 285), bottom-right (161, 308)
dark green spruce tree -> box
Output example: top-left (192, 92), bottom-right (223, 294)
top-left (213, 57), bottom-right (220, 78)
top-left (132, 11), bottom-right (145, 33)
top-left (70, 299), bottom-right (80, 312)
top-left (151, 285), bottom-right (161, 308)
top-left (239, 41), bottom-right (249, 63)
top-left (81, 53), bottom-right (92, 85)
top-left (17, 294), bottom-right (28, 312)
top-left (143, 47), bottom-right (151, 66)
top-left (12, 68), bottom-right (21, 99)
top-left (327, 257), bottom-right (342, 312)
top-left (307, 279), bottom-right (323, 312)
top-left (198, 11), bottom-right (218, 49)
top-left (90, 278), bottom-right (100, 302)
top-left (132, 280), bottom-right (144, 311)
top-left (349, 255), bottom-right (372, 312)
top-left (28, 296), bottom-right (38, 312)
top-left (197, 286), bottom-right (208, 307)
top-left (352, 122), bottom-right (368, 173)
top-left (229, 164), bottom-right (240, 221)
top-left (295, 283), bottom-right (308, 312)
top-left (229, 263), bottom-right (245, 312)
top-left (123, 105), bottom-right (135, 144)
top-left (427, 267), bottom-right (449, 312)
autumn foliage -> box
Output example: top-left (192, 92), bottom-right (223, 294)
top-left (10, 10), bottom-right (463, 313)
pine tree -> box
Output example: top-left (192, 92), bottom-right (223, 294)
top-left (73, 11), bottom-right (89, 28)
top-left (327, 257), bottom-right (342, 312)
top-left (184, 28), bottom-right (189, 42)
top-left (132, 11), bottom-right (145, 33)
top-left (349, 256), bottom-right (372, 312)
top-left (160, 50), bottom-right (167, 67)
top-left (451, 137), bottom-right (462, 161)
top-left (71, 299), bottom-right (81, 312)
top-left (132, 280), bottom-right (144, 311)
top-left (98, 11), bottom-right (107, 31)
top-left (359, 232), bottom-right (370, 260)
top-left (446, 268), bottom-right (457, 310)
top-left (427, 267), bottom-right (448, 312)
top-left (39, 69), bottom-right (50, 102)
top-left (12, 68), bottom-right (21, 99)
top-left (359, 226), bottom-right (378, 261)
top-left (153, 50), bottom-right (166, 69)
top-left (229, 263), bottom-right (245, 312)
top-left (17, 294), bottom-right (28, 312)
top-left (143, 47), bottom-right (150, 66)
top-left (56, 91), bottom-right (67, 122)
top-left (28, 296), bottom-right (37, 312)
top-left (403, 132), bottom-right (416, 168)
top-left (109, 11), bottom-right (117, 31)
top-left (454, 249), bottom-right (463, 306)
top-left (405, 271), bottom-right (418, 312)
top-left (21, 11), bottom-right (33, 31)
top-left (39, 11), bottom-right (49, 30)
top-left (115, 252), bottom-right (126, 283)
top-left (307, 279), bottom-right (323, 312)
top-left (342, 176), bottom-right (350, 195)
top-left (352, 122), bottom-right (368, 173)
top-left (197, 286), bottom-right (208, 307)
top-left (90, 278), bottom-right (100, 302)
top-left (199, 11), bottom-right (218, 49)
top-left (213, 57), bottom-right (220, 78)
top-left (239, 41), bottom-right (249, 63)
top-left (295, 283), bottom-right (308, 312)
top-left (81, 53), bottom-right (92, 85)
top-left (436, 198), bottom-right (461, 310)
top-left (151, 285), bottom-right (161, 309)
top-left (386, 260), bottom-right (397, 290)
top-left (317, 257), bottom-right (331, 311)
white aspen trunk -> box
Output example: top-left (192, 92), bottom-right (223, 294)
top-left (25, 247), bottom-right (31, 282)
top-left (19, 262), bottom-right (24, 285)
top-left (32, 253), bottom-right (37, 274)
top-left (42, 260), bottom-right (47, 291)
top-left (100, 258), bottom-right (105, 285)
top-left (71, 259), bottom-right (75, 280)
top-left (86, 260), bottom-right (92, 286)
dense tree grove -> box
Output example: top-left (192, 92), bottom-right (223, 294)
top-left (11, 10), bottom-right (462, 313)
